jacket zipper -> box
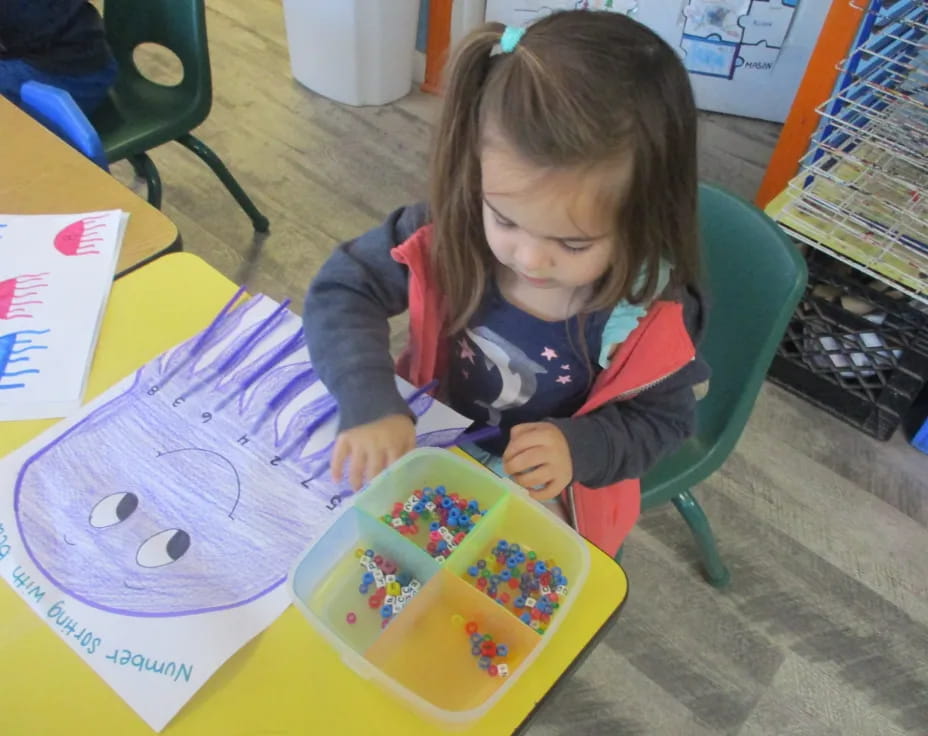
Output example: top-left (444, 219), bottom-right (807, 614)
top-left (614, 357), bottom-right (695, 400)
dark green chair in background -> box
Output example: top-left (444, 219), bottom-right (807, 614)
top-left (91, 0), bottom-right (269, 232)
top-left (636, 183), bottom-right (807, 587)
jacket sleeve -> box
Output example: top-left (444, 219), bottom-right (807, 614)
top-left (547, 285), bottom-right (711, 487)
top-left (302, 203), bottom-right (428, 431)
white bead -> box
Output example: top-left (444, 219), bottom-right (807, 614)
top-left (556, 585), bottom-right (568, 596)
top-left (496, 664), bottom-right (509, 677)
top-left (435, 556), bottom-right (445, 565)
top-left (409, 580), bottom-right (421, 591)
top-left (384, 595), bottom-right (396, 606)
top-left (525, 597), bottom-right (536, 608)
top-left (541, 585), bottom-right (552, 595)
top-left (390, 517), bottom-right (403, 528)
top-left (425, 501), bottom-right (436, 511)
top-left (385, 574), bottom-right (396, 584)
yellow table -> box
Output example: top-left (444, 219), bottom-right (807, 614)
top-left (0, 253), bottom-right (627, 735)
top-left (0, 97), bottom-right (179, 277)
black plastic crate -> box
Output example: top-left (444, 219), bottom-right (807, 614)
top-left (768, 252), bottom-right (928, 441)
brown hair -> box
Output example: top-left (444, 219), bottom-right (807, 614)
top-left (429, 10), bottom-right (699, 334)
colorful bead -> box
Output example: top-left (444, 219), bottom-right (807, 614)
top-left (346, 612), bottom-right (357, 624)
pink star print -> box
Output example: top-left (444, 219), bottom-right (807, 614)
top-left (556, 375), bottom-right (572, 385)
top-left (561, 364), bottom-right (571, 371)
top-left (459, 338), bottom-right (476, 363)
top-left (541, 347), bottom-right (558, 361)
top-left (463, 369), bottom-right (470, 379)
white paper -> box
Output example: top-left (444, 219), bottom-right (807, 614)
top-left (0, 294), bottom-right (470, 731)
top-left (0, 210), bottom-right (127, 421)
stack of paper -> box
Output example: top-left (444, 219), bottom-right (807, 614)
top-left (0, 210), bottom-right (127, 421)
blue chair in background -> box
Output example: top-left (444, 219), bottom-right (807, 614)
top-left (19, 81), bottom-right (109, 171)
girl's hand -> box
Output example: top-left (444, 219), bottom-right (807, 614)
top-left (502, 423), bottom-right (573, 501)
top-left (332, 414), bottom-right (416, 491)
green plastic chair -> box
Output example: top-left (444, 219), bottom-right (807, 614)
top-left (636, 183), bottom-right (807, 587)
top-left (91, 0), bottom-right (269, 232)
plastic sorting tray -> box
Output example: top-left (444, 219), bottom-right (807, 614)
top-left (288, 448), bottom-right (590, 727)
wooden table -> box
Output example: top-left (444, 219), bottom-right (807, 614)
top-left (0, 97), bottom-right (179, 276)
top-left (0, 253), bottom-right (627, 735)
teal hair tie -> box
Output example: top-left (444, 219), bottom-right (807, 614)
top-left (499, 26), bottom-right (525, 53)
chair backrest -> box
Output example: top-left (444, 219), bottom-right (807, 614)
top-left (18, 82), bottom-right (110, 170)
top-left (101, 0), bottom-right (212, 126)
top-left (694, 183), bottom-right (807, 455)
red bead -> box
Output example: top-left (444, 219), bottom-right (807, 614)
top-left (454, 532), bottom-right (466, 543)
top-left (381, 618), bottom-right (390, 629)
top-left (410, 524), bottom-right (419, 534)
top-left (427, 542), bottom-right (437, 553)
top-left (346, 612), bottom-right (357, 624)
top-left (449, 493), bottom-right (460, 502)
top-left (392, 503), bottom-right (403, 514)
top-left (526, 561), bottom-right (536, 572)
top-left (531, 608), bottom-right (541, 620)
top-left (549, 593), bottom-right (559, 603)
top-left (541, 613), bottom-right (551, 623)
top-left (480, 641), bottom-right (497, 657)
top-left (508, 578), bottom-right (519, 589)
top-left (429, 530), bottom-right (441, 542)
top-left (414, 489), bottom-right (423, 498)
top-left (465, 621), bottom-right (479, 634)
top-left (477, 577), bottom-right (488, 589)
top-left (374, 555), bottom-right (384, 566)
top-left (457, 499), bottom-right (467, 510)
top-left (409, 511), bottom-right (419, 521)
top-left (500, 593), bottom-right (511, 604)
top-left (541, 573), bottom-right (552, 586)
top-left (488, 664), bottom-right (498, 677)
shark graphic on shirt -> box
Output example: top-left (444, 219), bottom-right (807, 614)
top-left (465, 326), bottom-right (547, 426)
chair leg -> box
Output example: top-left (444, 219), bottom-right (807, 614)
top-left (176, 133), bottom-right (270, 233)
top-left (670, 489), bottom-right (730, 588)
top-left (129, 153), bottom-right (162, 209)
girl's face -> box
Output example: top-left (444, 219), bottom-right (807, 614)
top-left (480, 138), bottom-right (624, 295)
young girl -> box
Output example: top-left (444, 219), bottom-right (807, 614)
top-left (303, 10), bottom-right (709, 556)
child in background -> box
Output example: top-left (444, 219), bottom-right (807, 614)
top-left (304, 11), bottom-right (709, 556)
top-left (0, 0), bottom-right (116, 115)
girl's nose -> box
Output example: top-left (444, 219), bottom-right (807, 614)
top-left (514, 238), bottom-right (550, 274)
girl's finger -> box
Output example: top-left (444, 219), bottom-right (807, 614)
top-left (511, 465), bottom-right (554, 491)
top-left (503, 446), bottom-right (549, 477)
top-left (508, 422), bottom-right (541, 439)
top-left (365, 448), bottom-right (387, 486)
top-left (331, 436), bottom-right (350, 483)
top-left (348, 449), bottom-right (367, 491)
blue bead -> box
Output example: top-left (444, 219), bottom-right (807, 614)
top-left (468, 566), bottom-right (479, 577)
top-left (488, 586), bottom-right (497, 595)
top-left (552, 567), bottom-right (562, 577)
top-left (359, 584), bottom-right (369, 594)
top-left (381, 605), bottom-right (393, 618)
top-left (472, 645), bottom-right (482, 656)
top-left (423, 487), bottom-right (433, 496)
top-left (441, 497), bottom-right (453, 509)
top-left (515, 597), bottom-right (525, 608)
top-left (520, 612), bottom-right (532, 624)
top-left (516, 552), bottom-right (526, 563)
top-left (535, 561), bottom-right (547, 574)
top-left (436, 485), bottom-right (447, 495)
top-left (362, 572), bottom-right (374, 584)
top-left (496, 644), bottom-right (509, 657)
top-left (414, 502), bottom-right (425, 512)
top-left (470, 633), bottom-right (483, 645)
top-left (429, 521), bottom-right (440, 531)
top-left (437, 541), bottom-right (448, 551)
top-left (510, 544), bottom-right (521, 554)
top-left (478, 656), bottom-right (490, 669)
top-left (364, 549), bottom-right (374, 557)
top-left (506, 557), bottom-right (518, 569)
top-left (500, 570), bottom-right (511, 581)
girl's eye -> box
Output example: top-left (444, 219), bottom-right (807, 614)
top-left (559, 241), bottom-right (593, 253)
top-left (494, 216), bottom-right (517, 229)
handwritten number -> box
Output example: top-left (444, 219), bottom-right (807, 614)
top-left (172, 397), bottom-right (185, 407)
top-left (146, 386), bottom-right (159, 396)
top-left (325, 495), bottom-right (342, 511)
top-left (201, 412), bottom-right (212, 423)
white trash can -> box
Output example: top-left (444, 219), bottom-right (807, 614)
top-left (282, 0), bottom-right (421, 107)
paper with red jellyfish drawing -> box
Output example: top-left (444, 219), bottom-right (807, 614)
top-left (0, 210), bottom-right (127, 422)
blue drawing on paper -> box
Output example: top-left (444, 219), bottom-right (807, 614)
top-left (12, 296), bottom-right (466, 618)
top-left (0, 329), bottom-right (50, 390)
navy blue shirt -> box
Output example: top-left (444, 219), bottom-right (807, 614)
top-left (447, 280), bottom-right (609, 456)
